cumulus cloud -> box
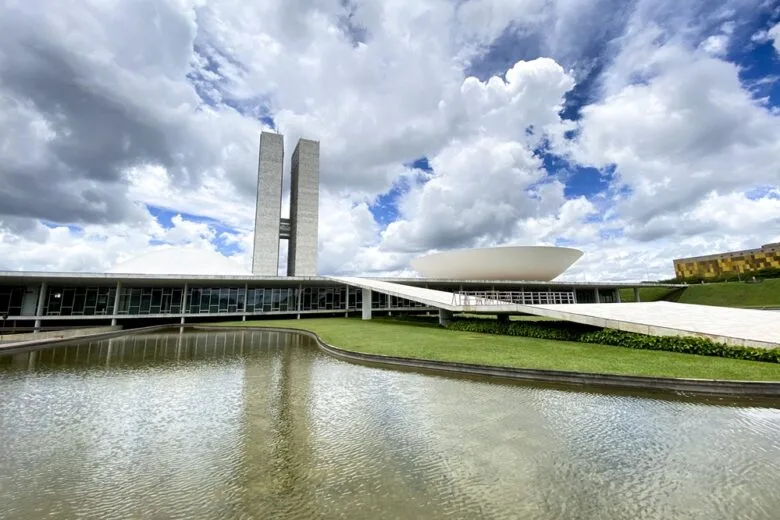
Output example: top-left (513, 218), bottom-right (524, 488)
top-left (769, 22), bottom-right (780, 54)
top-left (571, 42), bottom-right (780, 233)
top-left (0, 0), bottom-right (779, 282)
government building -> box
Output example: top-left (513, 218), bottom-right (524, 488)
top-left (673, 242), bottom-right (780, 281)
top-left (0, 132), bottom-right (668, 331)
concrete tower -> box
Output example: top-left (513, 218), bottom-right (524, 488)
top-left (251, 131), bottom-right (320, 276)
top-left (287, 139), bottom-right (320, 276)
top-left (252, 132), bottom-right (284, 275)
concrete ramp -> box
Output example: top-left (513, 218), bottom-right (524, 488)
top-left (523, 302), bottom-right (780, 350)
top-left (330, 276), bottom-right (780, 350)
top-left (331, 276), bottom-right (509, 311)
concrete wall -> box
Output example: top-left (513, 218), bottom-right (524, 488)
top-left (287, 138), bottom-right (320, 276)
top-left (252, 132), bottom-right (284, 275)
top-left (0, 325), bottom-right (121, 344)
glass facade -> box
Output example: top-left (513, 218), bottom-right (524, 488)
top-left (370, 291), bottom-right (428, 309)
top-left (0, 286), bottom-right (25, 316)
top-left (116, 287), bottom-right (183, 315)
top-left (187, 287), bottom-right (243, 314)
top-left (0, 282), bottom-right (618, 319)
top-left (246, 288), bottom-right (297, 313)
top-left (44, 286), bottom-right (116, 316)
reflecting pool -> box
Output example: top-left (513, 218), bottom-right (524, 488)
top-left (1, 330), bottom-right (779, 519)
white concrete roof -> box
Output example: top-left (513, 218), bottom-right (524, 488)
top-left (330, 276), bottom-right (780, 349)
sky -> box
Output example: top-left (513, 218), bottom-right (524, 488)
top-left (1, 0), bottom-right (779, 282)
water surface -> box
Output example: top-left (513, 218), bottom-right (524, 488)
top-left (1, 330), bottom-right (779, 519)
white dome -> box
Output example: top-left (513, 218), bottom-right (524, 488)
top-left (410, 246), bottom-right (583, 281)
top-left (108, 247), bottom-right (248, 275)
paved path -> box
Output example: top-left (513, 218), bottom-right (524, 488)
top-left (529, 302), bottom-right (780, 349)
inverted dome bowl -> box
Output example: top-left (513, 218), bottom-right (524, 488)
top-left (410, 246), bottom-right (583, 281)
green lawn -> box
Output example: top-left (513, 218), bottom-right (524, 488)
top-left (210, 318), bottom-right (780, 381)
top-left (675, 279), bottom-right (780, 308)
top-left (621, 279), bottom-right (780, 308)
top-left (618, 286), bottom-right (683, 302)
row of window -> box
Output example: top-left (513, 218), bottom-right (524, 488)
top-left (0, 284), bottom-right (615, 316)
top-left (11, 285), bottom-right (430, 317)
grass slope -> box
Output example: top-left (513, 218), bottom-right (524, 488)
top-left (618, 287), bottom-right (683, 302)
top-left (212, 318), bottom-right (780, 381)
top-left (621, 279), bottom-right (780, 308)
top-left (675, 279), bottom-right (780, 308)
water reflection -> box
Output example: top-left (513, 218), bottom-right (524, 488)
top-left (1, 330), bottom-right (779, 520)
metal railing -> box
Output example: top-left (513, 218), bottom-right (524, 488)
top-left (451, 291), bottom-right (576, 306)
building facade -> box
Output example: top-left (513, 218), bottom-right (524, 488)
top-left (251, 132), bottom-right (320, 277)
top-left (0, 273), bottom-right (634, 330)
top-left (673, 242), bottom-right (780, 280)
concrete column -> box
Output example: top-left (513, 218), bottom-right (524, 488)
top-left (344, 286), bottom-right (350, 318)
top-left (361, 288), bottom-right (372, 320)
top-left (110, 281), bottom-right (121, 326)
top-left (615, 288), bottom-right (621, 303)
top-left (438, 309), bottom-right (453, 326)
top-left (297, 283), bottom-right (303, 312)
top-left (594, 288), bottom-right (601, 304)
top-left (633, 287), bottom-right (641, 302)
top-left (243, 283), bottom-right (248, 316)
top-left (33, 282), bottom-right (47, 332)
top-left (180, 282), bottom-right (188, 325)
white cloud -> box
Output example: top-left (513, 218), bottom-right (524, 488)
top-left (700, 34), bottom-right (729, 56)
top-left (769, 22), bottom-right (780, 54)
top-left (0, 0), bottom-right (779, 283)
top-left (571, 42), bottom-right (780, 233)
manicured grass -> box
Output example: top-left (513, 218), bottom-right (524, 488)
top-left (618, 287), bottom-right (683, 303)
top-left (621, 279), bottom-right (780, 308)
top-left (675, 279), bottom-right (780, 308)
top-left (211, 318), bottom-right (780, 381)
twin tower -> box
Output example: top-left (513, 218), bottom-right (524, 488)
top-left (251, 132), bottom-right (320, 276)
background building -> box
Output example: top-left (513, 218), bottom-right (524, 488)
top-left (673, 242), bottom-right (780, 281)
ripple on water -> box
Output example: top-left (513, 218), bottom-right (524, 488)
top-left (1, 331), bottom-right (779, 520)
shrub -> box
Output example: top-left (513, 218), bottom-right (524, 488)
top-left (445, 318), bottom-right (780, 364)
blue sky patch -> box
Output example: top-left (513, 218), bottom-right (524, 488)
top-left (369, 183), bottom-right (405, 227)
top-left (746, 185), bottom-right (780, 200)
top-left (42, 221), bottom-right (83, 235)
top-left (368, 157), bottom-right (434, 227)
top-left (145, 204), bottom-right (244, 255)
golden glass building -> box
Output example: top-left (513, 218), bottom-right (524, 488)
top-left (674, 242), bottom-right (780, 280)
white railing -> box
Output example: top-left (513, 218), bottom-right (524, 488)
top-left (451, 290), bottom-right (576, 307)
